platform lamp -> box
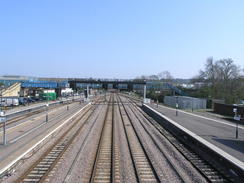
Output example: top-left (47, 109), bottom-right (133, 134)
top-left (66, 94), bottom-right (69, 111)
top-left (0, 111), bottom-right (7, 145)
top-left (80, 91), bottom-right (82, 105)
top-left (44, 95), bottom-right (51, 122)
top-left (233, 106), bottom-right (241, 139)
top-left (175, 96), bottom-right (179, 116)
top-left (0, 85), bottom-right (3, 112)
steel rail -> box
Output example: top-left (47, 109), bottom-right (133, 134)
top-left (117, 95), bottom-right (160, 183)
top-left (89, 94), bottom-right (114, 183)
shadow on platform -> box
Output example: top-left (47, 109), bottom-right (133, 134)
top-left (212, 138), bottom-right (244, 154)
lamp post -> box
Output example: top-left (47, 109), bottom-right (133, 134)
top-left (155, 90), bottom-right (160, 108)
top-left (104, 90), bottom-right (106, 102)
top-left (80, 92), bottom-right (82, 104)
top-left (0, 85), bottom-right (3, 112)
top-left (43, 95), bottom-right (51, 122)
top-left (27, 96), bottom-right (30, 106)
top-left (46, 103), bottom-right (49, 122)
top-left (0, 111), bottom-right (7, 145)
top-left (233, 107), bottom-right (241, 139)
top-left (87, 85), bottom-right (89, 102)
top-left (66, 95), bottom-right (69, 111)
top-left (143, 84), bottom-right (147, 104)
top-left (176, 96), bottom-right (179, 116)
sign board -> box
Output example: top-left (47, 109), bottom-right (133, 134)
top-left (176, 103), bottom-right (179, 108)
top-left (155, 91), bottom-right (161, 94)
top-left (0, 117), bottom-right (6, 123)
top-left (144, 98), bottom-right (151, 104)
top-left (234, 115), bottom-right (241, 121)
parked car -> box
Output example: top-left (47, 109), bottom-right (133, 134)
top-left (19, 97), bottom-right (28, 105)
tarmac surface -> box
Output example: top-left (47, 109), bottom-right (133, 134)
top-left (148, 103), bottom-right (244, 162)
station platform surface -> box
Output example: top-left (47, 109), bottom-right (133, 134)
top-left (148, 103), bottom-right (244, 162)
top-left (0, 102), bottom-right (88, 175)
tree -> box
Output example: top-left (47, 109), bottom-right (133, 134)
top-left (158, 71), bottom-right (173, 82)
top-left (148, 75), bottom-right (159, 81)
top-left (135, 71), bottom-right (173, 82)
top-left (194, 57), bottom-right (243, 103)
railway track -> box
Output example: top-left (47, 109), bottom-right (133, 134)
top-left (3, 94), bottom-right (234, 183)
top-left (117, 95), bottom-right (160, 183)
top-left (16, 102), bottom-right (97, 183)
top-left (89, 94), bottom-right (120, 183)
top-left (127, 96), bottom-right (231, 183)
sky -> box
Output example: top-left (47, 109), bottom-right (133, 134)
top-left (0, 0), bottom-right (244, 79)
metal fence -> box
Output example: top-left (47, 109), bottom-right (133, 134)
top-left (214, 103), bottom-right (244, 117)
top-left (164, 96), bottom-right (207, 110)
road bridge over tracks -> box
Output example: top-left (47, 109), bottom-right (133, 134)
top-left (68, 78), bottom-right (146, 91)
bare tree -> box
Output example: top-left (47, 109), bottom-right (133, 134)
top-left (216, 58), bottom-right (241, 103)
top-left (195, 57), bottom-right (242, 103)
top-left (158, 71), bottom-right (173, 83)
top-left (135, 71), bottom-right (174, 83)
top-left (148, 75), bottom-right (159, 80)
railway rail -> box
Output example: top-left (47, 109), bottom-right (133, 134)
top-left (117, 95), bottom-right (160, 182)
top-left (89, 95), bottom-right (116, 183)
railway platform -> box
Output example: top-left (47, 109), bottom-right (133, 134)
top-left (147, 103), bottom-right (244, 162)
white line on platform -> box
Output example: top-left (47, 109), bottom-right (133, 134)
top-left (0, 102), bottom-right (91, 176)
top-left (145, 104), bottom-right (244, 170)
top-left (154, 104), bottom-right (244, 130)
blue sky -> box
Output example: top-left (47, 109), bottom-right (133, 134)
top-left (0, 0), bottom-right (244, 79)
